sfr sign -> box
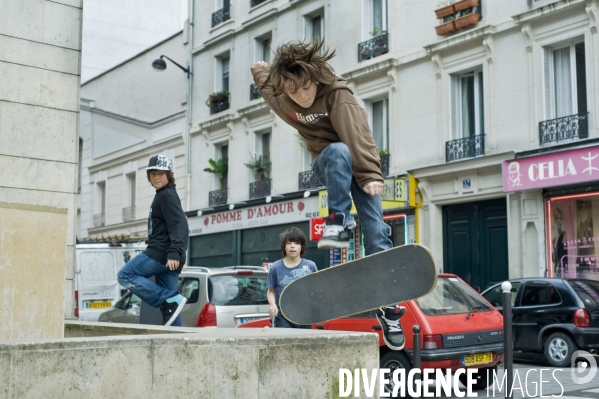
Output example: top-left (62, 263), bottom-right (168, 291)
top-left (310, 217), bottom-right (326, 241)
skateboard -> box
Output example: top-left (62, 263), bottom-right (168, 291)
top-left (279, 244), bottom-right (437, 325)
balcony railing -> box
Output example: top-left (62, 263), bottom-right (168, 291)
top-left (250, 83), bottom-right (261, 100)
top-left (358, 33), bottom-right (389, 62)
top-left (251, 0), bottom-right (268, 7)
top-left (380, 153), bottom-right (390, 177)
top-left (539, 112), bottom-right (589, 145)
top-left (122, 206), bottom-right (135, 222)
top-left (249, 179), bottom-right (271, 199)
top-left (210, 98), bottom-right (229, 114)
top-left (209, 188), bottom-right (228, 207)
top-left (93, 213), bottom-right (105, 228)
top-left (298, 170), bottom-right (323, 190)
top-left (446, 134), bottom-right (485, 162)
top-left (211, 5), bottom-right (231, 27)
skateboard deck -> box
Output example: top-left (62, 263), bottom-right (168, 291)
top-left (279, 244), bottom-right (437, 325)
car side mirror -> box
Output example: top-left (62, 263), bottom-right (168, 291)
top-left (114, 300), bottom-right (126, 310)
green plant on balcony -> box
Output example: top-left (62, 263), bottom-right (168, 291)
top-left (205, 91), bottom-right (229, 108)
top-left (203, 157), bottom-right (228, 189)
top-left (378, 149), bottom-right (390, 156)
top-left (244, 153), bottom-right (271, 181)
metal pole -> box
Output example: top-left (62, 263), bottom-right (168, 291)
top-left (413, 325), bottom-right (421, 392)
top-left (502, 281), bottom-right (513, 399)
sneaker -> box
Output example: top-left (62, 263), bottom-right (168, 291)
top-left (317, 213), bottom-right (352, 249)
top-left (376, 305), bottom-right (406, 350)
top-left (161, 294), bottom-right (187, 326)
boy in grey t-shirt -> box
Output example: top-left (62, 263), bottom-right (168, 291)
top-left (267, 227), bottom-right (318, 328)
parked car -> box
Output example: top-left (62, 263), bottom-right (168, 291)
top-left (239, 273), bottom-right (505, 393)
top-left (481, 277), bottom-right (599, 367)
top-left (98, 266), bottom-right (270, 327)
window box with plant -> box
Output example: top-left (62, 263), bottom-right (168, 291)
top-left (244, 153), bottom-right (271, 181)
top-left (206, 91), bottom-right (230, 114)
top-left (434, 0), bottom-right (480, 36)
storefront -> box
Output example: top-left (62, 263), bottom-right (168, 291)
top-left (186, 196), bottom-right (328, 268)
top-left (502, 144), bottom-right (599, 281)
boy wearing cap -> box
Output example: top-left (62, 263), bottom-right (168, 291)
top-left (117, 154), bottom-right (189, 326)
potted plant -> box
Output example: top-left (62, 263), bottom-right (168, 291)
top-left (454, 8), bottom-right (480, 29)
top-left (205, 91), bottom-right (229, 110)
top-left (244, 153), bottom-right (271, 181)
top-left (454, 0), bottom-right (478, 13)
top-left (435, 0), bottom-right (455, 19)
top-left (436, 20), bottom-right (456, 35)
top-left (203, 157), bottom-right (228, 189)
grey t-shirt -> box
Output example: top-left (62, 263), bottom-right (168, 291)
top-left (267, 258), bottom-right (318, 306)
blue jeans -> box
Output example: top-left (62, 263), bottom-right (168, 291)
top-left (117, 253), bottom-right (181, 326)
top-left (275, 314), bottom-right (311, 329)
top-left (312, 142), bottom-right (392, 255)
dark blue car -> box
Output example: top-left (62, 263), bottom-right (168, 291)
top-left (481, 278), bottom-right (599, 367)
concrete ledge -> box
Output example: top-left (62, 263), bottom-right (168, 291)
top-left (1, 327), bottom-right (379, 398)
top-left (64, 320), bottom-right (201, 337)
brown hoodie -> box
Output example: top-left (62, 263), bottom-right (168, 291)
top-left (253, 72), bottom-right (383, 189)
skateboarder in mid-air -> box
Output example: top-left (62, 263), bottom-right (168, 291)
top-left (251, 40), bottom-right (406, 350)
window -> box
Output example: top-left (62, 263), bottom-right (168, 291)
top-left (93, 180), bottom-right (106, 227)
top-left (220, 144), bottom-right (229, 189)
top-left (482, 282), bottom-right (521, 307)
top-left (416, 277), bottom-right (493, 316)
top-left (451, 69), bottom-right (484, 139)
top-left (371, 98), bottom-right (389, 152)
top-left (123, 173), bottom-right (136, 209)
top-left (304, 10), bottom-right (324, 43)
top-left (208, 275), bottom-right (268, 306)
top-left (371, 0), bottom-right (386, 35)
top-left (222, 57), bottom-right (230, 92)
top-left (544, 41), bottom-right (587, 119)
top-left (179, 278), bottom-right (200, 304)
top-left (520, 283), bottom-right (561, 306)
top-left (255, 36), bottom-right (271, 63)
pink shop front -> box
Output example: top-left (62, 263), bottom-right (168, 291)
top-left (503, 144), bottom-right (599, 280)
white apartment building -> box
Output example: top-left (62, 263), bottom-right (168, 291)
top-left (187, 0), bottom-right (599, 290)
top-left (78, 31), bottom-right (189, 242)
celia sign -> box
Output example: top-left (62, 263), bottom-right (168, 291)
top-left (502, 145), bottom-right (599, 192)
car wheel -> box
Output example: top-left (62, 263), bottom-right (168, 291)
top-left (380, 351), bottom-right (413, 398)
top-left (458, 365), bottom-right (497, 390)
top-left (544, 332), bottom-right (577, 367)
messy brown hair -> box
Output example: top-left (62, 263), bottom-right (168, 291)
top-left (146, 170), bottom-right (175, 186)
top-left (260, 41), bottom-right (338, 96)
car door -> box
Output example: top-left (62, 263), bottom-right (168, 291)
top-left (513, 281), bottom-right (562, 351)
top-left (178, 276), bottom-right (201, 327)
top-left (110, 293), bottom-right (141, 324)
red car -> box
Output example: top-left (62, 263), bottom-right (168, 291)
top-left (239, 274), bottom-right (504, 393)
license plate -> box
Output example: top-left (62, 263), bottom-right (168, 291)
top-left (463, 352), bottom-right (493, 366)
top-left (240, 317), bottom-right (265, 324)
top-left (85, 301), bottom-right (111, 309)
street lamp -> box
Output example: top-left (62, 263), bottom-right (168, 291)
top-left (151, 55), bottom-right (190, 78)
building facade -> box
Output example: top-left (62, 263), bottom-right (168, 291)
top-left (188, 0), bottom-right (599, 289)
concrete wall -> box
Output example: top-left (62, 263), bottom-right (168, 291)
top-left (0, 327), bottom-right (379, 398)
top-left (0, 0), bottom-right (83, 339)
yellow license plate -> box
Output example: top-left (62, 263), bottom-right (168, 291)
top-left (463, 352), bottom-right (493, 366)
top-left (86, 301), bottom-right (111, 309)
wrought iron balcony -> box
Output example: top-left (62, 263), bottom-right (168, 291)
top-left (250, 83), bottom-right (261, 100)
top-left (380, 153), bottom-right (390, 177)
top-left (93, 213), bottom-right (105, 228)
top-left (539, 112), bottom-right (589, 145)
top-left (298, 170), bottom-right (323, 190)
top-left (358, 33), bottom-right (389, 62)
top-left (249, 179), bottom-right (271, 199)
top-left (122, 206), bottom-right (135, 222)
top-left (210, 98), bottom-right (229, 114)
top-left (446, 134), bottom-right (485, 162)
top-left (209, 188), bottom-right (228, 207)
top-left (211, 5), bottom-right (231, 27)
top-left (251, 0), bottom-right (268, 7)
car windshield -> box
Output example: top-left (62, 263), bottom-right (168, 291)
top-left (208, 274), bottom-right (268, 306)
top-left (416, 277), bottom-right (493, 315)
top-left (569, 280), bottom-right (599, 313)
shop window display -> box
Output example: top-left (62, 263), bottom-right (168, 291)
top-left (548, 194), bottom-right (599, 280)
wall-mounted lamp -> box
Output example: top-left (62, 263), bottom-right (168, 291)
top-left (151, 55), bottom-right (191, 78)
top-left (303, 190), bottom-right (311, 198)
top-left (229, 202), bottom-right (247, 210)
top-left (197, 208), bottom-right (214, 217)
